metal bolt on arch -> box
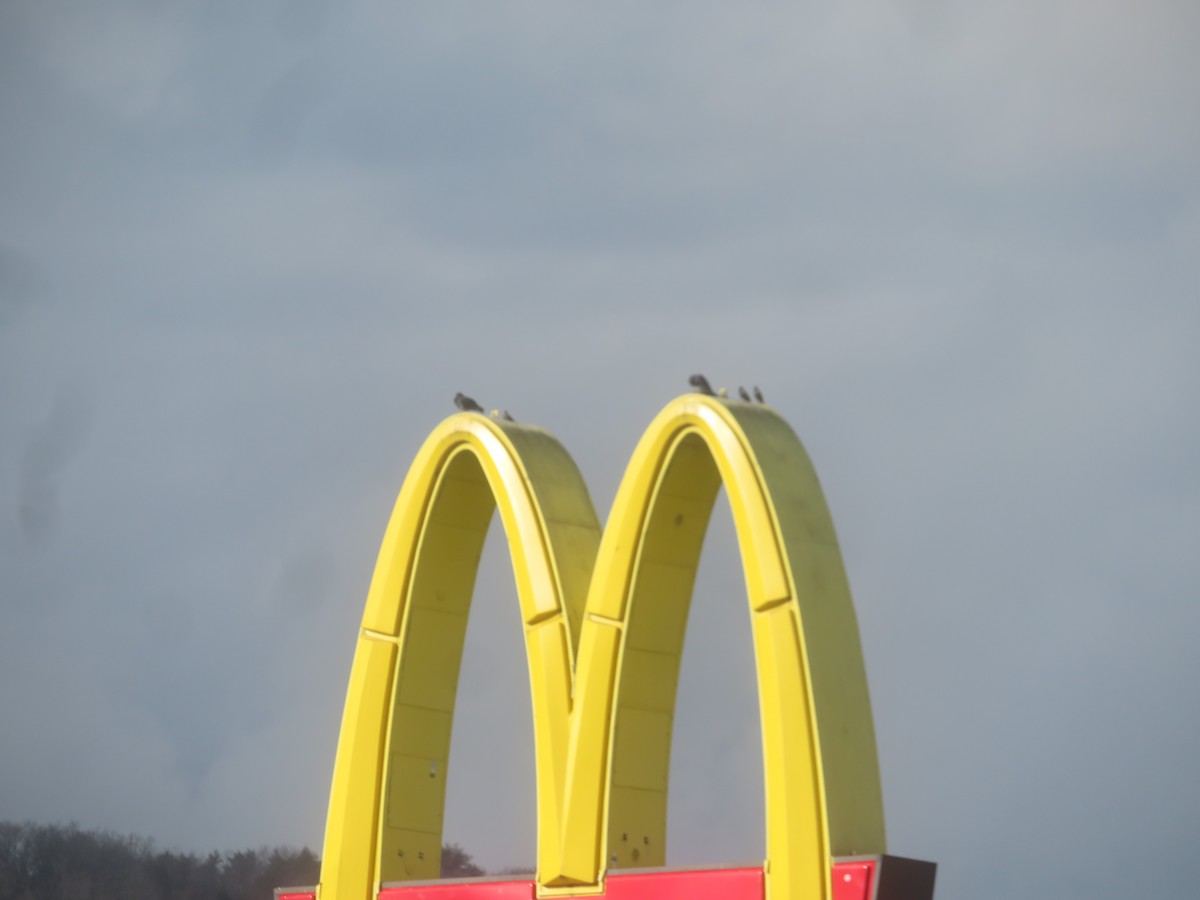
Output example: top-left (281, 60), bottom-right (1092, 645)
top-left (277, 394), bottom-right (936, 900)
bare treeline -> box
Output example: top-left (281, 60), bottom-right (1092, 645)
top-left (0, 821), bottom-right (318, 900)
top-left (0, 822), bottom-right (489, 899)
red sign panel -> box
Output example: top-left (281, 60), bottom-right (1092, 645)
top-left (279, 857), bottom-right (937, 900)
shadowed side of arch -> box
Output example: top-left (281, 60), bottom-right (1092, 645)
top-left (554, 396), bottom-right (885, 900)
top-left (319, 415), bottom-right (601, 900)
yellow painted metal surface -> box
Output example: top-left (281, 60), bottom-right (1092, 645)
top-left (318, 396), bottom-right (885, 900)
top-left (320, 415), bottom-right (602, 900)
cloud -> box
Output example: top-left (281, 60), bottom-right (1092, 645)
top-left (0, 244), bottom-right (48, 327)
top-left (19, 1), bottom-right (194, 120)
top-left (18, 382), bottom-right (93, 547)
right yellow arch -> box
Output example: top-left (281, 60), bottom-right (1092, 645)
top-left (555, 395), bottom-right (885, 900)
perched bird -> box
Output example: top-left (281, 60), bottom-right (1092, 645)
top-left (688, 374), bottom-right (716, 396)
top-left (738, 386), bottom-right (752, 402)
top-left (718, 387), bottom-right (729, 398)
top-left (489, 409), bottom-right (501, 419)
top-left (454, 392), bottom-right (484, 412)
top-left (753, 385), bottom-right (764, 403)
top-left (502, 410), bottom-right (515, 422)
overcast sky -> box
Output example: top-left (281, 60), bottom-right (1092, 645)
top-left (2, 2), bottom-right (1198, 898)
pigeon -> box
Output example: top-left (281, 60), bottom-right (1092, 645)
top-left (502, 410), bottom-right (515, 422)
top-left (454, 392), bottom-right (484, 412)
top-left (753, 386), bottom-right (764, 403)
top-left (688, 374), bottom-right (716, 396)
top-left (738, 386), bottom-right (752, 402)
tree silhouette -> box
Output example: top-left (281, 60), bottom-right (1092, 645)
top-left (0, 822), bottom-right (319, 900)
top-left (0, 821), bottom-right (490, 898)
top-left (439, 842), bottom-right (484, 878)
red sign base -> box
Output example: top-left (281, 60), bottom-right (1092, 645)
top-left (278, 855), bottom-right (935, 900)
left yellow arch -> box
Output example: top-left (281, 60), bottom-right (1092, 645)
top-left (319, 414), bottom-right (602, 900)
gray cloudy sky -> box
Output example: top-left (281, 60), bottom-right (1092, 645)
top-left (2, 1), bottom-right (1198, 897)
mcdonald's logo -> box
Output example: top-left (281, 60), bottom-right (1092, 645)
top-left (280, 394), bottom-right (935, 900)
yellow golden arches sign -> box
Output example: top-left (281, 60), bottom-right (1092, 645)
top-left (318, 394), bottom-right (887, 900)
